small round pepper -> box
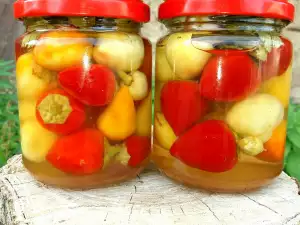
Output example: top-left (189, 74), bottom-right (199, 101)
top-left (36, 89), bottom-right (86, 135)
top-left (170, 120), bottom-right (237, 173)
top-left (46, 129), bottom-right (104, 175)
top-left (58, 64), bottom-right (116, 106)
top-left (161, 81), bottom-right (209, 136)
top-left (199, 52), bottom-right (261, 102)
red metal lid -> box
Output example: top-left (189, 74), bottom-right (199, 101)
top-left (159, 0), bottom-right (295, 22)
top-left (14, 0), bottom-right (150, 22)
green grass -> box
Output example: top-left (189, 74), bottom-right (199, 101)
top-left (0, 60), bottom-right (21, 167)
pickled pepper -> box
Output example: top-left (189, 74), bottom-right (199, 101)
top-left (58, 64), bottom-right (116, 106)
top-left (36, 89), bottom-right (86, 135)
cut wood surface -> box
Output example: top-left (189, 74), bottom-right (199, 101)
top-left (0, 155), bottom-right (300, 225)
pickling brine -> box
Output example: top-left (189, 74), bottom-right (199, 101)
top-left (14, 0), bottom-right (151, 189)
top-left (153, 0), bottom-right (295, 192)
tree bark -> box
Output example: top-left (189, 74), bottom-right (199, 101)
top-left (0, 1), bottom-right (23, 60)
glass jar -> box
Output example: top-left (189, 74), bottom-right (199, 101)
top-left (14, 0), bottom-right (151, 189)
top-left (153, 0), bottom-right (295, 192)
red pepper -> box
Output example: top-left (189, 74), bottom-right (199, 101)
top-left (15, 37), bottom-right (23, 59)
top-left (126, 135), bottom-right (151, 167)
top-left (139, 39), bottom-right (152, 88)
top-left (170, 120), bottom-right (237, 173)
top-left (199, 52), bottom-right (260, 102)
top-left (116, 135), bottom-right (151, 167)
top-left (58, 64), bottom-right (116, 106)
top-left (261, 37), bottom-right (293, 81)
top-left (161, 81), bottom-right (209, 136)
top-left (36, 89), bottom-right (86, 135)
top-left (46, 129), bottom-right (104, 175)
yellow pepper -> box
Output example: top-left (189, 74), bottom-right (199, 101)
top-left (154, 112), bottom-right (177, 150)
top-left (33, 31), bottom-right (92, 71)
top-left (261, 65), bottom-right (292, 108)
top-left (97, 86), bottom-right (136, 141)
top-left (21, 119), bottom-right (57, 163)
top-left (16, 53), bottom-right (50, 100)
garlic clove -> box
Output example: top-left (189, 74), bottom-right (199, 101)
top-left (126, 71), bottom-right (148, 101)
top-left (226, 93), bottom-right (284, 139)
top-left (93, 32), bottom-right (144, 72)
top-left (165, 32), bottom-right (211, 80)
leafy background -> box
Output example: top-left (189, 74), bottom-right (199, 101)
top-left (0, 59), bottom-right (299, 181)
top-left (0, 60), bottom-right (21, 166)
top-left (285, 102), bottom-right (300, 180)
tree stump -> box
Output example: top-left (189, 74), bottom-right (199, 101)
top-left (1, 155), bottom-right (300, 225)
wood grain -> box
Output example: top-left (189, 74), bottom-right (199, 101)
top-left (1, 155), bottom-right (300, 225)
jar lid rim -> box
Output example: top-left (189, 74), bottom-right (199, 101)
top-left (158, 0), bottom-right (295, 22)
top-left (14, 0), bottom-right (150, 23)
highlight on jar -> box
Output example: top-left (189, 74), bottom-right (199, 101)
top-left (16, 30), bottom-right (152, 188)
top-left (153, 31), bottom-right (293, 191)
